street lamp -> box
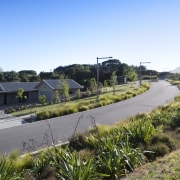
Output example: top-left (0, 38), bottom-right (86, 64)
top-left (96, 56), bottom-right (113, 102)
top-left (139, 61), bottom-right (151, 86)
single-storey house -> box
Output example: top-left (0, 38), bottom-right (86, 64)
top-left (37, 79), bottom-right (83, 102)
top-left (0, 82), bottom-right (39, 105)
top-left (0, 79), bottom-right (83, 106)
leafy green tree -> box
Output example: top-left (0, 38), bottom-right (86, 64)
top-left (16, 88), bottom-right (27, 103)
top-left (123, 66), bottom-right (138, 82)
top-left (18, 70), bottom-right (40, 82)
top-left (29, 75), bottom-right (41, 82)
top-left (3, 71), bottom-right (19, 82)
top-left (75, 89), bottom-right (81, 99)
top-left (39, 72), bottom-right (60, 80)
top-left (58, 79), bottom-right (70, 102)
top-left (38, 95), bottom-right (46, 105)
top-left (53, 90), bottom-right (60, 103)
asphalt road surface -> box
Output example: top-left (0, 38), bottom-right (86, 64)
top-left (0, 80), bottom-right (179, 154)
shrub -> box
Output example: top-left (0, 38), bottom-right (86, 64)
top-left (9, 149), bottom-right (20, 161)
top-left (175, 95), bottom-right (180, 101)
top-left (52, 109), bottom-right (60, 117)
top-left (145, 143), bottom-right (169, 160)
top-left (78, 105), bottom-right (89, 112)
top-left (95, 137), bottom-right (143, 179)
top-left (149, 133), bottom-right (176, 151)
top-left (123, 118), bottom-right (156, 146)
top-left (47, 147), bottom-right (106, 180)
top-left (0, 155), bottom-right (19, 179)
top-left (176, 127), bottom-right (180, 134)
top-left (36, 111), bottom-right (45, 120)
top-left (68, 133), bottom-right (88, 151)
top-left (171, 110), bottom-right (180, 128)
top-left (151, 112), bottom-right (171, 127)
top-left (14, 154), bottom-right (33, 172)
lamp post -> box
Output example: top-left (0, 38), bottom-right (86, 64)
top-left (96, 56), bottom-right (113, 102)
top-left (139, 61), bottom-right (151, 86)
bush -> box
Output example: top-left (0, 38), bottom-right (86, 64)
top-left (123, 118), bottom-right (156, 146)
top-left (95, 137), bottom-right (143, 179)
top-left (14, 154), bottom-right (33, 171)
top-left (47, 147), bottom-right (105, 180)
top-left (175, 127), bottom-right (180, 134)
top-left (78, 105), bottom-right (89, 112)
top-left (0, 155), bottom-right (19, 179)
top-left (149, 133), bottom-right (176, 151)
top-left (68, 133), bottom-right (88, 151)
top-left (146, 143), bottom-right (169, 160)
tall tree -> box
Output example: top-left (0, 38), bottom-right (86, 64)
top-left (3, 71), bottom-right (19, 82)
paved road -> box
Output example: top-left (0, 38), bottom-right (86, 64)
top-left (0, 80), bottom-right (179, 154)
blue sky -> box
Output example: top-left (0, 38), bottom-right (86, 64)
top-left (0, 0), bottom-right (180, 73)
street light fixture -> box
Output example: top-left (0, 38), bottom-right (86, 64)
top-left (139, 61), bottom-right (151, 86)
top-left (96, 56), bottom-right (113, 102)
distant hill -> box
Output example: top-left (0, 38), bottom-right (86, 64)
top-left (171, 67), bottom-right (180, 73)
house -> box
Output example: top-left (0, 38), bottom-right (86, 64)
top-left (0, 79), bottom-right (83, 106)
top-left (37, 79), bottom-right (83, 102)
top-left (0, 82), bottom-right (39, 105)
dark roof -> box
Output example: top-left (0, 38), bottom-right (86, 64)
top-left (42, 79), bottom-right (83, 90)
top-left (0, 79), bottom-right (83, 93)
top-left (0, 82), bottom-right (39, 92)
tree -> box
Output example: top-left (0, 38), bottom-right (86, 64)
top-left (89, 78), bottom-right (97, 95)
top-left (111, 71), bottom-right (117, 95)
top-left (16, 88), bottom-right (27, 103)
top-left (38, 95), bottom-right (46, 105)
top-left (123, 66), bottom-right (138, 82)
top-left (103, 80), bottom-right (108, 93)
top-left (53, 90), bottom-right (60, 103)
top-left (75, 89), bottom-right (81, 99)
top-left (58, 79), bottom-right (70, 102)
top-left (3, 71), bottom-right (19, 82)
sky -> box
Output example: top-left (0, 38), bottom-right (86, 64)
top-left (0, 0), bottom-right (180, 73)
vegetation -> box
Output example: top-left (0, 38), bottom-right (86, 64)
top-left (0, 59), bottom-right (152, 90)
top-left (16, 88), bottom-right (27, 103)
top-left (1, 89), bottom-right (180, 179)
top-left (38, 95), bottom-right (46, 105)
top-left (7, 82), bottom-right (149, 120)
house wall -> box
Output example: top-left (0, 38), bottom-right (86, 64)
top-left (69, 89), bottom-right (78, 97)
top-left (6, 92), bottom-right (18, 105)
top-left (0, 93), bottom-right (4, 105)
top-left (26, 91), bottom-right (39, 103)
top-left (38, 83), bottom-right (54, 103)
top-left (0, 91), bottom-right (39, 106)
top-left (0, 92), bottom-right (20, 105)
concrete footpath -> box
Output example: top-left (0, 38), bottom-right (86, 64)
top-left (0, 110), bottom-right (33, 130)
